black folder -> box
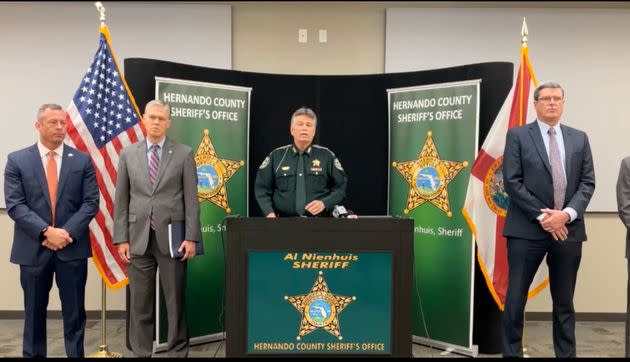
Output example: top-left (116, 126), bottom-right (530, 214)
top-left (168, 220), bottom-right (204, 259)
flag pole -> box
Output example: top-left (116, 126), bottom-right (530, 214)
top-left (88, 2), bottom-right (123, 358)
top-left (520, 16), bottom-right (531, 359)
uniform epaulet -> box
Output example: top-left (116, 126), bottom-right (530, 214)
top-left (312, 144), bottom-right (335, 156)
top-left (273, 144), bottom-right (292, 152)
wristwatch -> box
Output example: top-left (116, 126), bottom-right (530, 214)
top-left (39, 226), bottom-right (49, 242)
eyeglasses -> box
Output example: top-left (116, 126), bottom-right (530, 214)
top-left (537, 96), bottom-right (564, 103)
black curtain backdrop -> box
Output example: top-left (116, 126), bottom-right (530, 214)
top-left (123, 58), bottom-right (512, 354)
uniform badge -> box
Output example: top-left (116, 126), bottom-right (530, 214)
top-left (259, 156), bottom-right (270, 169)
top-left (281, 166), bottom-right (290, 171)
top-left (333, 158), bottom-right (344, 171)
top-left (310, 159), bottom-right (322, 173)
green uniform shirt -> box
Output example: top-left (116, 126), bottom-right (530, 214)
top-left (254, 144), bottom-right (347, 216)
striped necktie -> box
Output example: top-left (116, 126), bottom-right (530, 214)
top-left (149, 144), bottom-right (160, 230)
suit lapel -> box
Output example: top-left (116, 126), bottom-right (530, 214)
top-left (30, 144), bottom-right (52, 211)
top-left (136, 141), bottom-right (152, 194)
top-left (55, 145), bottom-right (74, 202)
top-left (560, 124), bottom-right (573, 179)
top-left (527, 122), bottom-right (552, 175)
top-left (151, 137), bottom-right (174, 193)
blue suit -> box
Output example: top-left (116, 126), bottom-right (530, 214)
top-left (501, 121), bottom-right (595, 357)
top-left (4, 143), bottom-right (99, 357)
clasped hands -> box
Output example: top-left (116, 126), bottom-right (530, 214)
top-left (41, 227), bottom-right (72, 251)
top-left (539, 208), bottom-right (570, 241)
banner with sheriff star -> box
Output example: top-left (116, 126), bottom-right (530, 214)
top-left (155, 77), bottom-right (251, 347)
top-left (387, 80), bottom-right (479, 351)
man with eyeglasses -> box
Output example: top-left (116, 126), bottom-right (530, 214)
top-left (501, 82), bottom-right (595, 357)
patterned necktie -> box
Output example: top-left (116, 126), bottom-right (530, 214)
top-left (295, 152), bottom-right (306, 215)
top-left (149, 144), bottom-right (160, 187)
top-left (46, 151), bottom-right (58, 226)
top-left (548, 127), bottom-right (566, 210)
top-left (149, 144), bottom-right (160, 229)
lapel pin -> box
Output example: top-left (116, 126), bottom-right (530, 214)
top-left (68, 153), bottom-right (74, 157)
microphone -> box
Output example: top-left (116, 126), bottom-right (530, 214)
top-left (332, 205), bottom-right (349, 218)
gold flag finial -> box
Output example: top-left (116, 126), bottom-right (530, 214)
top-left (521, 17), bottom-right (529, 47)
top-left (94, 2), bottom-right (106, 26)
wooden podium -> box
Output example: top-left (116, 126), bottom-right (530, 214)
top-left (225, 217), bottom-right (413, 357)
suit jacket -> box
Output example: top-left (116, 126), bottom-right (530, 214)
top-left (502, 121), bottom-right (595, 242)
top-left (4, 143), bottom-right (99, 266)
top-left (113, 137), bottom-right (201, 255)
top-left (616, 157), bottom-right (630, 258)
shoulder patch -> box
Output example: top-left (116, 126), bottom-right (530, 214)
top-left (259, 156), bottom-right (271, 169)
top-left (333, 158), bottom-right (344, 171)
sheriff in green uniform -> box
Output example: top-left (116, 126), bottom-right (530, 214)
top-left (255, 107), bottom-right (347, 217)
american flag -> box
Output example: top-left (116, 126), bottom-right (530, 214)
top-left (65, 25), bottom-right (145, 289)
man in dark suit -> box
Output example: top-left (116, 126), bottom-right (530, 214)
top-left (4, 103), bottom-right (99, 357)
top-left (501, 82), bottom-right (595, 357)
top-left (113, 99), bottom-right (201, 357)
top-left (616, 157), bottom-right (630, 358)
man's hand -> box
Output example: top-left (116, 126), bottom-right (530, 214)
top-left (305, 200), bottom-right (325, 216)
top-left (117, 242), bottom-right (131, 264)
top-left (550, 225), bottom-right (569, 241)
top-left (266, 212), bottom-right (277, 218)
top-left (43, 227), bottom-right (73, 250)
top-left (540, 208), bottom-right (570, 241)
top-left (178, 240), bottom-right (197, 261)
top-left (540, 209), bottom-right (570, 231)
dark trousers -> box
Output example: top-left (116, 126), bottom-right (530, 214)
top-left (20, 254), bottom-right (87, 358)
top-left (128, 230), bottom-right (189, 358)
top-left (502, 237), bottom-right (582, 358)
top-left (626, 261), bottom-right (630, 358)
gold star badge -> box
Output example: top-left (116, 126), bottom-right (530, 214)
top-left (285, 271), bottom-right (356, 341)
top-left (312, 159), bottom-right (321, 167)
top-left (195, 129), bottom-right (244, 213)
top-left (392, 130), bottom-right (468, 217)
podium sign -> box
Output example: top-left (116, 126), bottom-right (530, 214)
top-left (226, 217), bottom-right (413, 357)
top-left (247, 251), bottom-right (392, 354)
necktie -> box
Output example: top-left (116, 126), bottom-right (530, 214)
top-left (149, 144), bottom-right (160, 187)
top-left (46, 151), bottom-right (58, 226)
top-left (295, 152), bottom-right (306, 215)
top-left (149, 144), bottom-right (160, 229)
top-left (548, 127), bottom-right (566, 210)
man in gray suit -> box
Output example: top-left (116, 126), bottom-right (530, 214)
top-left (501, 82), bottom-right (595, 357)
top-left (113, 99), bottom-right (201, 357)
top-left (616, 157), bottom-right (630, 358)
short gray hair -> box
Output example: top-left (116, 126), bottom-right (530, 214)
top-left (37, 103), bottom-right (64, 121)
top-left (290, 106), bottom-right (317, 126)
top-left (144, 99), bottom-right (171, 119)
top-left (534, 81), bottom-right (564, 101)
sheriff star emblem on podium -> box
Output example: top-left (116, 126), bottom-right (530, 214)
top-left (195, 129), bottom-right (244, 213)
top-left (392, 130), bottom-right (468, 217)
top-left (285, 271), bottom-right (356, 341)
